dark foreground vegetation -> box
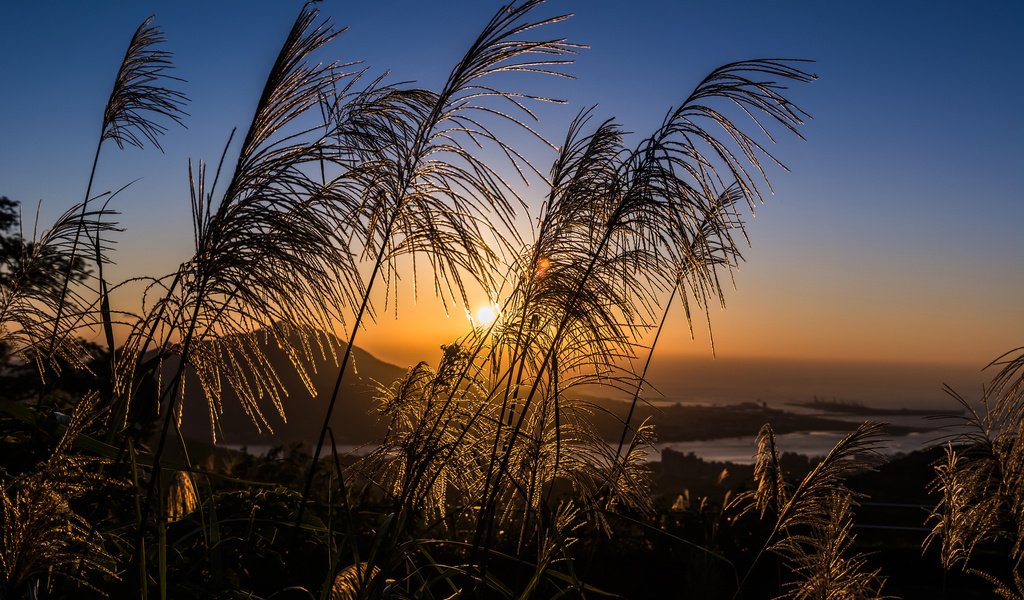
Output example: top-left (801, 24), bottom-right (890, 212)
top-left (2, 2), bottom-right (1022, 598)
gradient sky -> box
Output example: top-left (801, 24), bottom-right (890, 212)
top-left (1, 1), bottom-right (1021, 374)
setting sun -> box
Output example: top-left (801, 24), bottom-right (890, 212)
top-left (475, 304), bottom-right (499, 327)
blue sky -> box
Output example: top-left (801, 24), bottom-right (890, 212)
top-left (0, 1), bottom-right (1021, 369)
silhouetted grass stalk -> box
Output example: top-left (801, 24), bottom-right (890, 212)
top-left (0, 4), bottom-right (838, 597)
top-left (471, 61), bottom-right (814, 563)
top-left (925, 346), bottom-right (1024, 595)
top-left (731, 422), bottom-right (885, 599)
top-left (297, 0), bottom-right (577, 530)
top-left (52, 16), bottom-right (186, 370)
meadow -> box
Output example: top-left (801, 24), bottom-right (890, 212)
top-left (1, 2), bottom-right (1022, 598)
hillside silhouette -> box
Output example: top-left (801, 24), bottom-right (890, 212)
top-left (175, 329), bottom-right (407, 445)
top-left (170, 332), bottom-right (901, 448)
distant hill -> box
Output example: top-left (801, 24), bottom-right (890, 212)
top-left (173, 333), bottom-right (943, 449)
top-left (174, 330), bottom-right (407, 446)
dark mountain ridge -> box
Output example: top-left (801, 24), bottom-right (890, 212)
top-left (175, 330), bottom-right (407, 446)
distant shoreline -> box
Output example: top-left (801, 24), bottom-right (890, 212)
top-left (587, 400), bottom-right (926, 443)
top-left (785, 398), bottom-right (963, 417)
top-left (213, 401), bottom-right (931, 449)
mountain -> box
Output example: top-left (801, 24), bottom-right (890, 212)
top-left (174, 331), bottom-right (407, 446)
top-left (172, 332), bottom-right (947, 449)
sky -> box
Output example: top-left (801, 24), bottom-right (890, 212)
top-left (1, 1), bottom-right (1022, 390)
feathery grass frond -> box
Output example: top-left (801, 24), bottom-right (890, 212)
top-left (474, 115), bottom-right (642, 529)
top-left (0, 392), bottom-right (120, 596)
top-left (339, 0), bottom-right (578, 314)
top-left (165, 470), bottom-right (198, 522)
top-left (518, 501), bottom-right (583, 599)
top-left (925, 443), bottom-right (1001, 570)
top-left (101, 16), bottom-right (188, 151)
top-left (647, 59), bottom-right (815, 208)
top-left (990, 346), bottom-right (1024, 404)
top-left (494, 111), bottom-right (638, 372)
top-left (476, 59), bottom-right (812, 553)
top-left (128, 5), bottom-right (363, 442)
top-left (589, 416), bottom-right (657, 524)
top-left (0, 201), bottom-right (117, 376)
top-left (612, 182), bottom-right (746, 469)
top-left (750, 423), bottom-right (788, 519)
top-left (925, 345), bottom-right (1024, 591)
top-left (501, 59), bottom-right (813, 399)
top-left (356, 349), bottom-right (492, 528)
top-left (0, 474), bottom-right (119, 596)
top-left (732, 422), bottom-right (884, 599)
top-left (330, 562), bottom-right (381, 600)
top-left (969, 568), bottom-right (1024, 600)
top-left (302, 0), bottom-right (580, 527)
top-left (777, 492), bottom-right (887, 599)
top-left (47, 14), bottom-right (186, 388)
top-left (770, 422), bottom-right (883, 538)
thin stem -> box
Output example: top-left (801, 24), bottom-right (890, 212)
top-left (295, 206), bottom-right (399, 530)
top-left (613, 284), bottom-right (677, 459)
top-left (476, 201), bottom-right (622, 547)
top-left (132, 272), bottom-right (217, 584)
top-left (49, 138), bottom-right (103, 361)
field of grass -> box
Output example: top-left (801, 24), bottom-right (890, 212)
top-left (1, 2), bottom-right (1022, 598)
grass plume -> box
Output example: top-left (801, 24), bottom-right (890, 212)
top-left (925, 346), bottom-right (1024, 592)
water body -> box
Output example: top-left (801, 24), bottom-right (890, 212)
top-left (226, 391), bottom-right (969, 464)
top-left (223, 356), bottom-right (983, 463)
top-left (657, 429), bottom-right (949, 465)
top-left (654, 402), bottom-right (965, 464)
top-left (231, 420), bottom-right (958, 466)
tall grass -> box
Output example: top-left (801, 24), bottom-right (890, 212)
top-left (924, 347), bottom-right (1024, 596)
top-left (18, 3), bottom-right (1003, 599)
top-left (1, 394), bottom-right (116, 594)
top-left (730, 422), bottom-right (889, 598)
top-left (296, 0), bottom-right (580, 527)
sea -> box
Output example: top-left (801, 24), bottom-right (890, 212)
top-left (620, 355), bottom-right (981, 463)
top-left (228, 357), bottom-right (986, 465)
top-left (230, 410), bottom-right (964, 466)
top-left (653, 408), bottom-right (962, 465)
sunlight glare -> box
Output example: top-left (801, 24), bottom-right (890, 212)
top-left (475, 304), bottom-right (499, 327)
top-left (535, 256), bottom-right (551, 278)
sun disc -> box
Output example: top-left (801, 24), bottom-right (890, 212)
top-left (475, 305), bottom-right (498, 327)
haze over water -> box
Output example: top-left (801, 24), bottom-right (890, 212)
top-left (639, 356), bottom-right (986, 410)
top-left (618, 356), bottom-right (983, 463)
